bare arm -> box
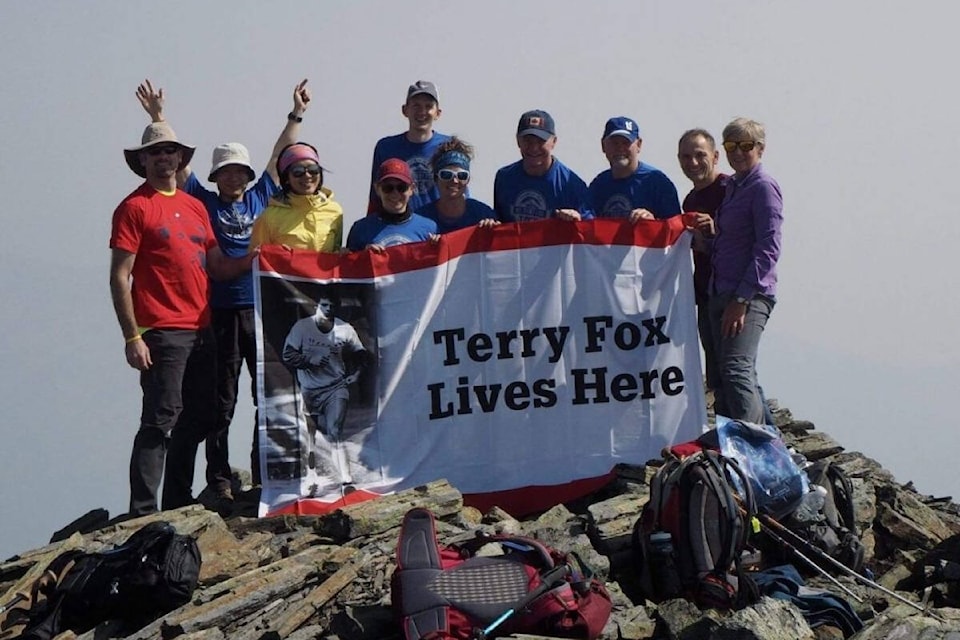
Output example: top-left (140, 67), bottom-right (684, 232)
top-left (109, 249), bottom-right (152, 370)
top-left (136, 79), bottom-right (191, 187)
top-left (266, 79), bottom-right (311, 185)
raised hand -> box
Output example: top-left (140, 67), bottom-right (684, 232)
top-left (136, 79), bottom-right (165, 122)
top-left (293, 79), bottom-right (311, 115)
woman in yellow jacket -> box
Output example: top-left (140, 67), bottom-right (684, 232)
top-left (251, 142), bottom-right (342, 251)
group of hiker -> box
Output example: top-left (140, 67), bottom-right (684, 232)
top-left (108, 77), bottom-right (783, 517)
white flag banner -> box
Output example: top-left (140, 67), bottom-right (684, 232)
top-left (254, 217), bottom-right (705, 516)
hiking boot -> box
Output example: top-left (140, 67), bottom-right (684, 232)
top-left (212, 487), bottom-right (234, 518)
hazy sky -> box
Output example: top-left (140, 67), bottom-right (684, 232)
top-left (1, 1), bottom-right (957, 560)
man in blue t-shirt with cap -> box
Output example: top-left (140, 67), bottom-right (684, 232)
top-left (589, 116), bottom-right (681, 222)
top-left (368, 80), bottom-right (452, 214)
top-left (494, 109), bottom-right (592, 223)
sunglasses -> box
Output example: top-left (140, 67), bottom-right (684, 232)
top-left (379, 182), bottom-right (410, 194)
top-left (722, 140), bottom-right (759, 153)
top-left (288, 164), bottom-right (322, 178)
top-left (146, 145), bottom-right (180, 156)
top-left (438, 169), bottom-right (470, 182)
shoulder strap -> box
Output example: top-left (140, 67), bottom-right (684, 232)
top-left (826, 463), bottom-right (857, 532)
top-left (393, 508), bottom-right (448, 640)
top-left (454, 534), bottom-right (556, 571)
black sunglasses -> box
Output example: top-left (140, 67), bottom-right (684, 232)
top-left (146, 145), bottom-right (180, 156)
top-left (379, 182), bottom-right (410, 194)
top-left (289, 164), bottom-right (322, 178)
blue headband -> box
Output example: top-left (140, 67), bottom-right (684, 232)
top-left (434, 151), bottom-right (470, 172)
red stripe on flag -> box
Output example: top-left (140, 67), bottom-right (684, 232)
top-left (264, 472), bottom-right (615, 519)
top-left (265, 488), bottom-right (383, 516)
top-left (463, 472), bottom-right (616, 517)
top-left (258, 216), bottom-right (692, 280)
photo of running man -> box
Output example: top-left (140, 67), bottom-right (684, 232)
top-left (281, 295), bottom-right (367, 490)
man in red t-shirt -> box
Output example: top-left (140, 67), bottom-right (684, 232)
top-left (110, 122), bottom-right (255, 516)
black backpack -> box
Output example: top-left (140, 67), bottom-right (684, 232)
top-left (5, 520), bottom-right (201, 639)
top-left (633, 449), bottom-right (760, 609)
top-left (783, 460), bottom-right (865, 573)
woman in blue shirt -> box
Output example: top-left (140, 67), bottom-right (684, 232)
top-left (420, 138), bottom-right (498, 234)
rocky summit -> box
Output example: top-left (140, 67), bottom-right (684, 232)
top-left (4, 402), bottom-right (960, 640)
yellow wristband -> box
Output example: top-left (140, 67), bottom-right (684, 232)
top-left (125, 334), bottom-right (143, 344)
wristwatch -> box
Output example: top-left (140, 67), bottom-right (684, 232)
top-left (287, 112), bottom-right (303, 123)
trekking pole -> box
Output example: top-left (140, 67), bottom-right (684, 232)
top-left (0, 592), bottom-right (25, 614)
top-left (733, 500), bottom-right (862, 603)
top-left (758, 520), bottom-right (863, 603)
top-left (759, 513), bottom-right (944, 620)
top-left (473, 563), bottom-right (571, 640)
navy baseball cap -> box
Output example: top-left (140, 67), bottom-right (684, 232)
top-left (517, 110), bottom-right (556, 140)
top-left (602, 116), bottom-right (640, 142)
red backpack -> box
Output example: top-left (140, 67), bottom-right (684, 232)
top-left (391, 507), bottom-right (612, 640)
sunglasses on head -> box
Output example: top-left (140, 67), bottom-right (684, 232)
top-left (288, 164), bottom-right (321, 178)
top-left (146, 145), bottom-right (180, 156)
top-left (722, 140), bottom-right (759, 153)
top-left (379, 181), bottom-right (410, 194)
top-left (437, 169), bottom-right (470, 182)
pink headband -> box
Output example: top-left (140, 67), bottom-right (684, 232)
top-left (278, 143), bottom-right (321, 175)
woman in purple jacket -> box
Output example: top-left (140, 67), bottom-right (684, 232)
top-left (694, 117), bottom-right (783, 424)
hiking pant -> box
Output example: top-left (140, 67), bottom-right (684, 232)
top-left (708, 292), bottom-right (774, 424)
top-left (129, 327), bottom-right (216, 516)
top-left (205, 307), bottom-right (258, 492)
top-left (697, 300), bottom-right (720, 391)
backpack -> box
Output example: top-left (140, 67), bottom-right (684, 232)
top-left (776, 460), bottom-right (865, 574)
top-left (391, 507), bottom-right (612, 640)
top-left (633, 449), bottom-right (760, 609)
top-left (1, 520), bottom-right (201, 639)
top-left (896, 532), bottom-right (960, 607)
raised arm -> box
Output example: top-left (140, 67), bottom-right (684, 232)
top-left (136, 79), bottom-right (191, 187)
top-left (266, 79), bottom-right (311, 185)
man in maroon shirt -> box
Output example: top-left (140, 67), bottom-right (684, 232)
top-left (677, 129), bottom-right (728, 391)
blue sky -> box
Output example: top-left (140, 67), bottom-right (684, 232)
top-left (1, 1), bottom-right (957, 559)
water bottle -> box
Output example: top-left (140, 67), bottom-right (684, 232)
top-left (792, 485), bottom-right (826, 523)
top-left (647, 531), bottom-right (682, 598)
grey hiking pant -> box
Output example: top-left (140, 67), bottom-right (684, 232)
top-left (708, 292), bottom-right (774, 424)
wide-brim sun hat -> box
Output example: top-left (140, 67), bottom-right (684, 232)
top-left (124, 122), bottom-right (195, 178)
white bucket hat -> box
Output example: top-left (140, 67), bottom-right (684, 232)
top-left (124, 122), bottom-right (195, 178)
top-left (208, 143), bottom-right (256, 182)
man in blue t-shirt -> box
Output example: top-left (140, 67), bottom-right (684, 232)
top-left (589, 116), bottom-right (681, 222)
top-left (494, 110), bottom-right (592, 223)
top-left (368, 80), bottom-right (452, 214)
top-left (137, 78), bottom-right (313, 499)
